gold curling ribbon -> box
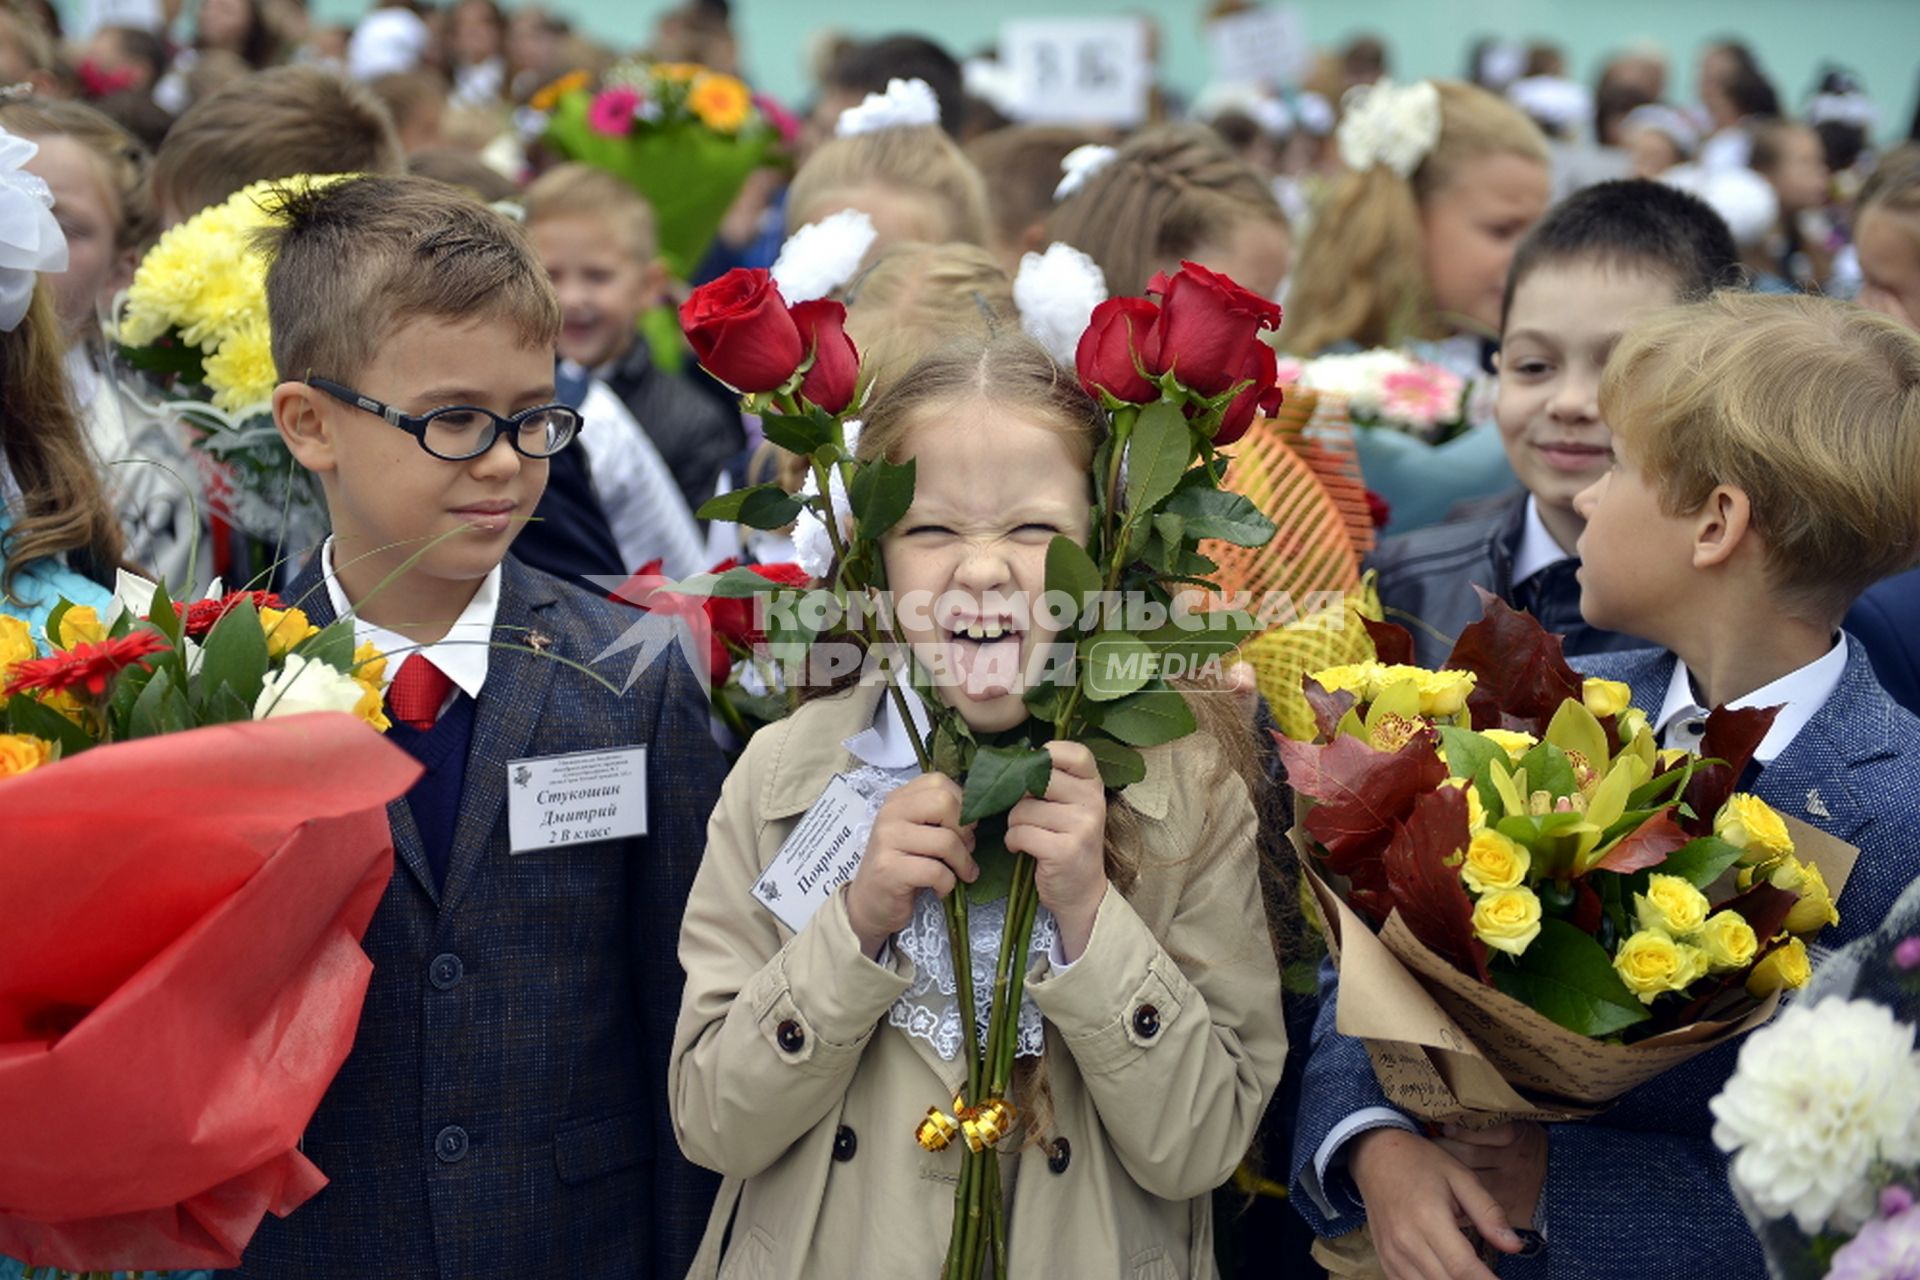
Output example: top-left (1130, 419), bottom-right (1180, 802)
top-left (916, 1105), bottom-right (959, 1152)
top-left (960, 1098), bottom-right (1016, 1153)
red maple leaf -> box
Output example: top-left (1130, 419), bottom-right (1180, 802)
top-left (1680, 705), bottom-right (1782, 836)
top-left (1362, 617), bottom-right (1415, 667)
top-left (1300, 676), bottom-right (1357, 741)
top-left (1275, 729), bottom-right (1449, 923)
top-left (1382, 783), bottom-right (1489, 983)
top-left (1445, 588), bottom-right (1584, 735)
top-left (1589, 812), bottom-right (1693, 875)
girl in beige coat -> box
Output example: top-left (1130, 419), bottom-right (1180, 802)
top-left (670, 337), bottom-right (1289, 1279)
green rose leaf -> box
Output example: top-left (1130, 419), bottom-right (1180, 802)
top-left (1081, 630), bottom-right (1153, 701)
top-left (198, 598), bottom-right (271, 711)
top-left (1489, 917), bottom-right (1651, 1037)
top-left (757, 412), bottom-right (835, 456)
top-left (145, 580), bottom-right (182, 644)
top-left (5, 692), bottom-right (92, 757)
top-left (128, 665), bottom-right (191, 739)
top-left (1656, 836), bottom-right (1748, 890)
top-left (1125, 400), bottom-right (1193, 516)
top-left (967, 813), bottom-right (1017, 903)
top-left (1082, 732), bottom-right (1147, 789)
top-left (1092, 682), bottom-right (1196, 747)
top-left (293, 617), bottom-right (354, 669)
top-left (1161, 486), bottom-right (1277, 547)
top-left (959, 741), bottom-right (1056, 824)
top-left (1045, 535), bottom-right (1102, 610)
top-left (848, 457), bottom-right (916, 540)
top-left (697, 482), bottom-right (804, 529)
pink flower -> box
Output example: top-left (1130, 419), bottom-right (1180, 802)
top-left (753, 92), bottom-right (802, 146)
top-left (587, 86), bottom-right (642, 137)
top-left (1895, 936), bottom-right (1920, 970)
top-left (1272, 356), bottom-right (1306, 386)
top-left (1379, 364), bottom-right (1465, 430)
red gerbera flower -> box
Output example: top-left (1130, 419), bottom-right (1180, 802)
top-left (172, 590), bottom-right (284, 641)
top-left (4, 630), bottom-right (171, 698)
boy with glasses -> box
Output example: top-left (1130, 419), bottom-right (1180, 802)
top-left (235, 175), bottom-right (724, 1279)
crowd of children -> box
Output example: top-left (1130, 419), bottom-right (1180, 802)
top-left (2, 5), bottom-right (1920, 1280)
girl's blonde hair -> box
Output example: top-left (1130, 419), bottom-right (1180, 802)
top-left (1, 286), bottom-right (125, 599)
top-left (1045, 122), bottom-right (1286, 299)
top-left (0, 98), bottom-right (156, 258)
top-left (1283, 80), bottom-right (1548, 354)
top-left (1858, 143), bottom-right (1920, 225)
top-left (785, 124), bottom-right (992, 247)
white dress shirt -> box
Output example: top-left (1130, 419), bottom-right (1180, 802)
top-left (1652, 636), bottom-right (1849, 764)
top-left (1511, 495), bottom-right (1574, 589)
top-left (320, 537), bottom-right (501, 714)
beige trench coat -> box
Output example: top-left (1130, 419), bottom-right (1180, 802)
top-left (670, 681), bottom-right (1288, 1279)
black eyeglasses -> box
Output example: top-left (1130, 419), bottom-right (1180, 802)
top-left (306, 377), bottom-right (581, 461)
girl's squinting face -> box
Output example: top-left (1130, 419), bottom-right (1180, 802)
top-left (1421, 152), bottom-right (1551, 335)
top-left (881, 403), bottom-right (1093, 734)
top-left (26, 136), bottom-right (124, 340)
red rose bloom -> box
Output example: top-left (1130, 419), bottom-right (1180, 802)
top-left (1142, 261), bottom-right (1283, 395)
top-left (1215, 340), bottom-right (1281, 446)
top-left (4, 631), bottom-right (170, 699)
top-left (679, 268), bottom-right (807, 393)
top-left (789, 299), bottom-right (860, 414)
top-left (173, 590), bottom-right (284, 641)
top-left (1075, 297), bottom-right (1161, 404)
top-left (708, 562), bottom-right (811, 656)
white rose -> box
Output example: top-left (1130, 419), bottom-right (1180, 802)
top-left (253, 652), bottom-right (366, 720)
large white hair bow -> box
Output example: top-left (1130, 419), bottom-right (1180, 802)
top-left (0, 127), bottom-right (66, 332)
top-left (835, 77), bottom-right (941, 138)
top-left (1336, 80), bottom-right (1442, 179)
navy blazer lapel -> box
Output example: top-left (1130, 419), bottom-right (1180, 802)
top-left (1754, 642), bottom-right (1894, 845)
top-left (438, 557), bottom-right (561, 919)
top-left (283, 554), bottom-right (443, 901)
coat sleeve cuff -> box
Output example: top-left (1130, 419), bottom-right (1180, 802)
top-left (741, 888), bottom-right (912, 1076)
top-left (1027, 884), bottom-right (1195, 1076)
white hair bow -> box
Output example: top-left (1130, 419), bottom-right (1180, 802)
top-left (1053, 144), bottom-right (1118, 201)
top-left (1336, 80), bottom-right (1442, 178)
top-left (771, 208), bottom-right (877, 304)
top-left (835, 78), bottom-right (941, 137)
top-left (0, 128), bottom-right (65, 333)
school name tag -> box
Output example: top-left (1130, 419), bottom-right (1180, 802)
top-left (751, 772), bottom-right (890, 933)
top-left (507, 746), bottom-right (648, 853)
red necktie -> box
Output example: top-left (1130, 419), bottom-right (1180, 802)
top-left (387, 653), bottom-right (454, 731)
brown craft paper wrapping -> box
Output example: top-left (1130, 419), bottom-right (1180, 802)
top-left (1299, 814), bottom-right (1857, 1125)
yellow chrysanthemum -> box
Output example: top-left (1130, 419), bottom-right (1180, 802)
top-left (203, 316), bottom-right (279, 414)
top-left (688, 72), bottom-right (752, 132)
top-left (0, 732), bottom-right (53, 776)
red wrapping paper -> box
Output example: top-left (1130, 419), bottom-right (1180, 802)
top-left (0, 712), bottom-right (421, 1270)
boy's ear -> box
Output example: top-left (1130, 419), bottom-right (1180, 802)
top-left (1690, 484), bottom-right (1754, 571)
top-left (272, 381), bottom-right (338, 475)
top-left (1490, 346), bottom-right (1503, 374)
top-left (641, 257), bottom-right (671, 305)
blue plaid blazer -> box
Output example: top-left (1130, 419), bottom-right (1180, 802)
top-left (227, 554), bottom-right (725, 1280)
top-left (1289, 638), bottom-right (1920, 1279)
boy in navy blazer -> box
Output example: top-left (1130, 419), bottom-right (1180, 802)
top-left (229, 175), bottom-right (724, 1278)
top-left (1290, 292), bottom-right (1920, 1280)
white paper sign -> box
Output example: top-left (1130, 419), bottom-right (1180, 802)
top-left (751, 773), bottom-right (887, 933)
top-left (1001, 17), bottom-right (1151, 127)
top-left (1205, 5), bottom-right (1310, 89)
top-left (507, 746), bottom-right (648, 853)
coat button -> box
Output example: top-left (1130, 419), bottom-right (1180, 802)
top-left (1132, 1004), bottom-right (1161, 1038)
top-left (1047, 1136), bottom-right (1071, 1174)
top-left (435, 1125), bottom-right (469, 1163)
top-left (776, 1019), bottom-right (806, 1053)
top-left (429, 953), bottom-right (463, 990)
top-left (832, 1125), bottom-right (858, 1162)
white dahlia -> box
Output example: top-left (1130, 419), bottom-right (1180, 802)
top-left (1711, 997), bottom-right (1920, 1235)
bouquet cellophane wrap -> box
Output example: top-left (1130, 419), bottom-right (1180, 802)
top-left (1296, 814), bottom-right (1858, 1125)
top-left (544, 94), bottom-right (772, 279)
top-left (0, 713), bottom-right (421, 1270)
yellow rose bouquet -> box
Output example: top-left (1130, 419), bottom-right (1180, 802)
top-left (112, 176), bottom-right (336, 559)
top-left (1278, 591), bottom-right (1856, 1122)
top-left (534, 60), bottom-right (783, 278)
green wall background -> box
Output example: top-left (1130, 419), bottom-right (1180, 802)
top-left (312, 0), bottom-right (1920, 145)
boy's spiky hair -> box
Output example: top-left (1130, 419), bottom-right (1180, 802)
top-left (257, 174), bottom-right (560, 387)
